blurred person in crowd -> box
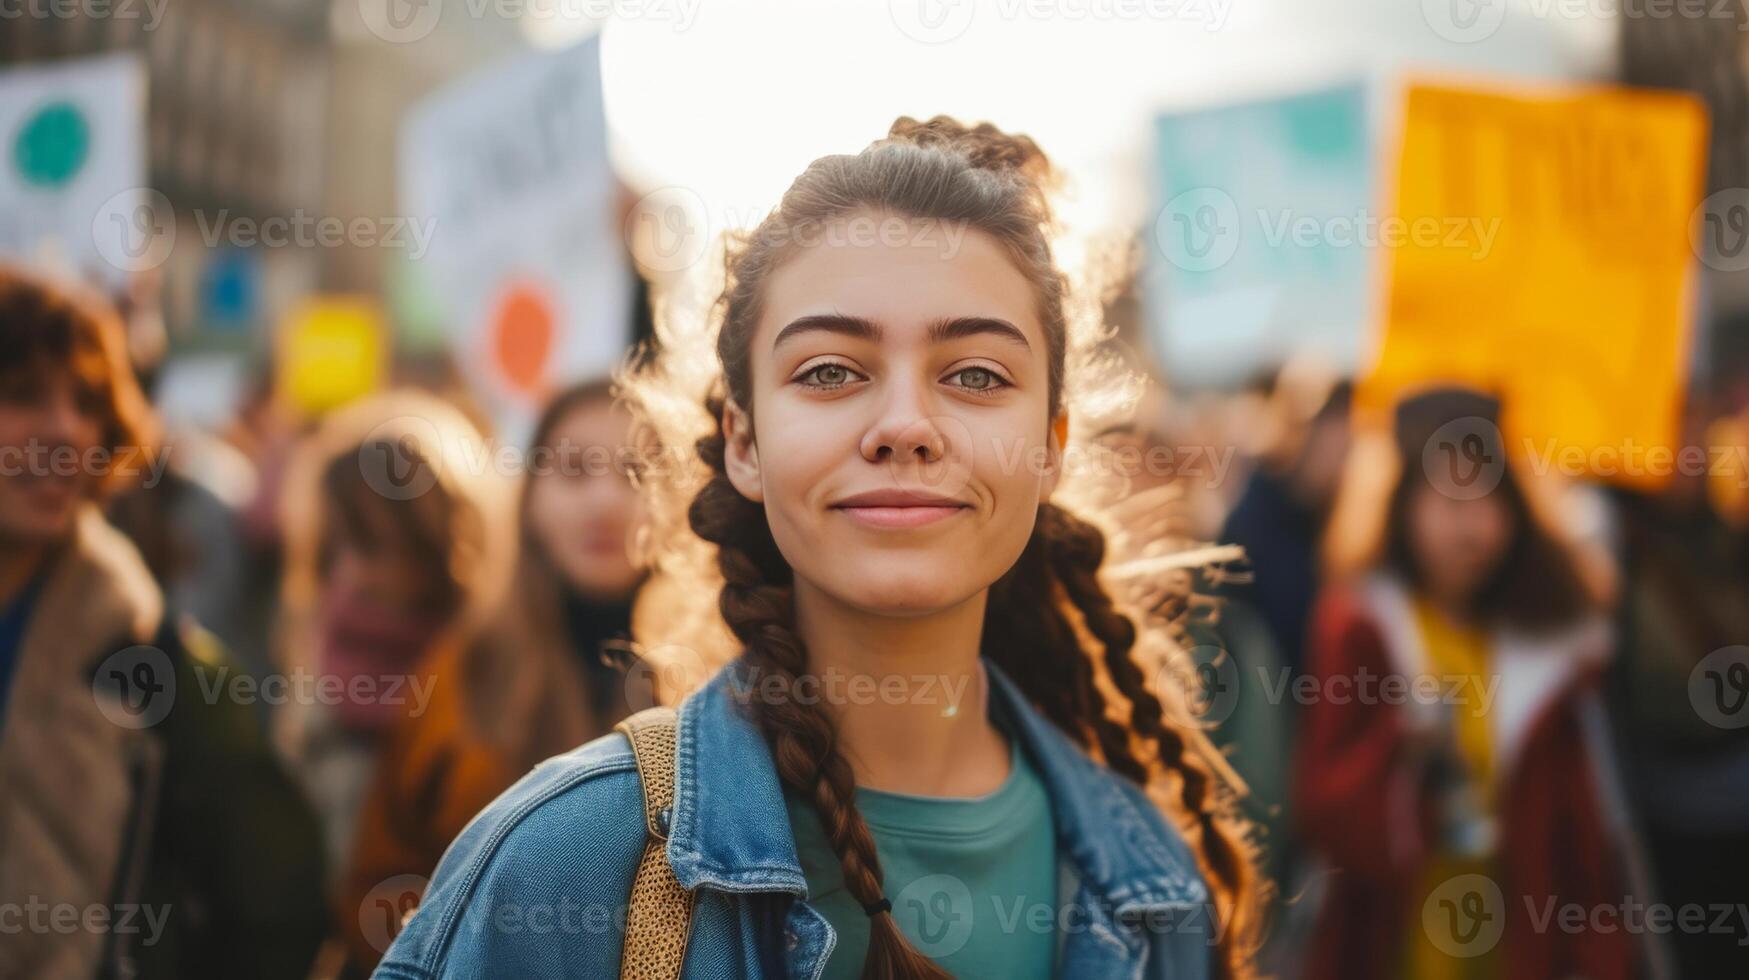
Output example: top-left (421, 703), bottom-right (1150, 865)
top-left (108, 433), bottom-right (265, 686)
top-left (276, 390), bottom-right (513, 875)
top-left (104, 272), bottom-right (278, 710)
top-left (1217, 368), bottom-right (1352, 676)
top-left (0, 266), bottom-right (325, 979)
top-left (1293, 386), bottom-right (1642, 980)
top-left (1094, 388), bottom-right (1298, 960)
top-left (1200, 369), bottom-right (1352, 971)
top-left (1603, 390), bottom-right (1749, 977)
top-left (225, 365), bottom-right (325, 680)
top-left (336, 378), bottom-right (648, 975)
top-left (379, 116), bottom-right (1263, 979)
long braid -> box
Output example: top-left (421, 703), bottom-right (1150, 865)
top-left (1037, 502), bottom-right (1259, 980)
top-left (630, 113), bottom-right (1261, 979)
top-left (982, 530), bottom-right (1099, 746)
top-left (983, 515), bottom-right (1152, 786)
top-left (690, 395), bottom-right (952, 980)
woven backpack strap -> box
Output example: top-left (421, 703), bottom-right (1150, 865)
top-left (615, 706), bottom-right (694, 980)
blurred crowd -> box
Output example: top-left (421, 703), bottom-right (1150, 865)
top-left (0, 263), bottom-right (657, 978)
top-left (2, 236), bottom-right (1746, 978)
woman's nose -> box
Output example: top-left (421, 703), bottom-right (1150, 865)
top-left (859, 379), bottom-right (944, 464)
top-left (856, 379), bottom-right (976, 498)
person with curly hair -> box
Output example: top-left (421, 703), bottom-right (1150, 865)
top-left (376, 116), bottom-right (1262, 979)
top-left (0, 266), bottom-right (326, 979)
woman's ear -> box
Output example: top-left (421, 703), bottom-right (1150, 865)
top-left (722, 398), bottom-right (764, 503)
top-left (1041, 411), bottom-right (1069, 500)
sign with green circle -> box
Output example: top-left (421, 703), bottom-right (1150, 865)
top-left (13, 100), bottom-right (90, 189)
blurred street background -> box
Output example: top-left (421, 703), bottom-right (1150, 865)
top-left (3, 1), bottom-right (1748, 977)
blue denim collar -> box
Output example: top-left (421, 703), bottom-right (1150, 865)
top-left (666, 658), bottom-right (810, 895)
top-left (665, 655), bottom-right (1209, 916)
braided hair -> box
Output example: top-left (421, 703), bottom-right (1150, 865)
top-left (627, 116), bottom-right (1260, 979)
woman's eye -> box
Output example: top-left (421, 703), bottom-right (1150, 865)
top-left (801, 363), bottom-right (857, 388)
top-left (951, 367), bottom-right (1006, 392)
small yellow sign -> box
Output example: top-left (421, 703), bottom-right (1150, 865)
top-left (278, 296), bottom-right (386, 415)
top-left (1365, 81), bottom-right (1708, 490)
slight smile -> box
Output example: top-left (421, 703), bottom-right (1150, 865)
top-left (829, 489), bottom-right (971, 529)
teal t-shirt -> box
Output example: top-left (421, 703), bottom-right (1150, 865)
top-left (782, 727), bottom-right (1059, 978)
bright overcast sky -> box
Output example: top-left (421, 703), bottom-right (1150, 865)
top-left (586, 0), bottom-right (1614, 240)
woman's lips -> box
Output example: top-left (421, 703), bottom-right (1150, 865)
top-left (833, 504), bottom-right (968, 529)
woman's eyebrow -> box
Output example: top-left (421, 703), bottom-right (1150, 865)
top-left (927, 316), bottom-right (1031, 351)
top-left (771, 313), bottom-right (879, 350)
top-left (771, 314), bottom-right (1032, 352)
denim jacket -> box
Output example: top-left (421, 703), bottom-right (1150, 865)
top-left (374, 657), bottom-right (1217, 979)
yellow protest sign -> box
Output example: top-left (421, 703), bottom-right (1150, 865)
top-left (278, 296), bottom-right (386, 415)
top-left (1364, 81), bottom-right (1707, 490)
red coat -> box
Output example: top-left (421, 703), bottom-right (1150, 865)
top-left (1292, 578), bottom-right (1640, 980)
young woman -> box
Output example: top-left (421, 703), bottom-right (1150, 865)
top-left (277, 390), bottom-right (513, 872)
top-left (1294, 387), bottom-right (1640, 980)
top-left (339, 379), bottom-right (647, 975)
top-left (377, 117), bottom-right (1258, 979)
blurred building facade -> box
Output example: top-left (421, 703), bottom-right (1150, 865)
top-left (1, 0), bottom-right (525, 345)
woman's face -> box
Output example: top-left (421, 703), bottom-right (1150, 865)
top-left (0, 365), bottom-right (105, 544)
top-left (1406, 481), bottom-right (1515, 610)
top-left (322, 502), bottom-right (454, 619)
top-left (723, 210), bottom-right (1065, 616)
top-left (524, 399), bottom-right (644, 601)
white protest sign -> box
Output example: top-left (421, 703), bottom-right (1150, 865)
top-left (0, 53), bottom-right (152, 289)
top-left (400, 35), bottom-right (631, 441)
